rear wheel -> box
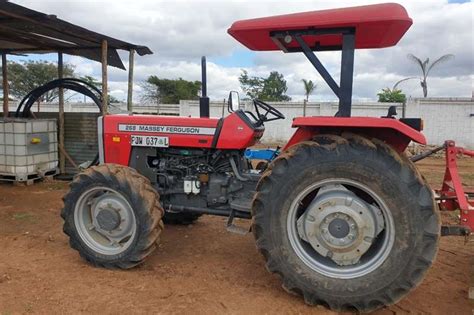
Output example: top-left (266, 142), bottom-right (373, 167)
top-left (252, 134), bottom-right (439, 312)
top-left (62, 164), bottom-right (164, 269)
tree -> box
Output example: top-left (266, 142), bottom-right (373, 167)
top-left (238, 70), bottom-right (263, 99)
top-left (79, 75), bottom-right (101, 103)
top-left (80, 75), bottom-right (101, 89)
top-left (3, 60), bottom-right (74, 101)
top-left (301, 79), bottom-right (316, 102)
top-left (392, 77), bottom-right (416, 91)
top-left (78, 76), bottom-right (118, 104)
top-left (108, 95), bottom-right (120, 104)
top-left (141, 76), bottom-right (201, 104)
top-left (301, 79), bottom-right (316, 116)
top-left (239, 70), bottom-right (291, 101)
top-left (407, 53), bottom-right (454, 97)
top-left (260, 71), bottom-right (291, 101)
top-left (377, 88), bottom-right (406, 103)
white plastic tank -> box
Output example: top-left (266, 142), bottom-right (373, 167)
top-left (0, 118), bottom-right (58, 183)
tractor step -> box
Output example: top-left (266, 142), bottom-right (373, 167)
top-left (226, 209), bottom-right (250, 235)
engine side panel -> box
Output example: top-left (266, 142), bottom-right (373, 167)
top-left (102, 114), bottom-right (220, 165)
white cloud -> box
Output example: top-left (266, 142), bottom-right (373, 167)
top-left (13, 0), bottom-right (474, 101)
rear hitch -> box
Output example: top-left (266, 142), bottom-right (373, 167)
top-left (440, 225), bottom-right (471, 236)
top-left (410, 144), bottom-right (445, 163)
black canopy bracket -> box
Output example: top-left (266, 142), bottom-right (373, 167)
top-left (270, 27), bottom-right (356, 117)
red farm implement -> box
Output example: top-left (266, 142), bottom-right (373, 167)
top-left (412, 141), bottom-right (474, 235)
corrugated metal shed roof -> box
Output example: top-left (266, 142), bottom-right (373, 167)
top-left (0, 0), bottom-right (153, 69)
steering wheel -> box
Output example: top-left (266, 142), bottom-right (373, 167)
top-left (253, 99), bottom-right (285, 124)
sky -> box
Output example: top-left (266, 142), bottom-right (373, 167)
top-left (10, 0), bottom-right (474, 102)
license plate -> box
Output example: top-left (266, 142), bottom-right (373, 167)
top-left (131, 135), bottom-right (169, 147)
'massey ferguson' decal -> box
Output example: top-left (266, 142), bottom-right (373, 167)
top-left (118, 124), bottom-right (216, 135)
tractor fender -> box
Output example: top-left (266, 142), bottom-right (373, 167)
top-left (283, 116), bottom-right (426, 153)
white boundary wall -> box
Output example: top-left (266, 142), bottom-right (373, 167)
top-left (3, 97), bottom-right (473, 148)
top-left (404, 98), bottom-right (473, 149)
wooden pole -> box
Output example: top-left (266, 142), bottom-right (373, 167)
top-left (59, 145), bottom-right (79, 170)
top-left (101, 39), bottom-right (108, 114)
top-left (127, 49), bottom-right (135, 112)
top-left (58, 52), bottom-right (65, 174)
top-left (2, 53), bottom-right (8, 118)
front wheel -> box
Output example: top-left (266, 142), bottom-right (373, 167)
top-left (252, 134), bottom-right (440, 313)
top-left (62, 164), bottom-right (164, 269)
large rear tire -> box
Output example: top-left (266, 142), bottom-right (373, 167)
top-left (62, 164), bottom-right (164, 269)
top-left (252, 134), bottom-right (439, 313)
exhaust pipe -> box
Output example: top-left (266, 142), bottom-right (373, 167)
top-left (199, 56), bottom-right (210, 118)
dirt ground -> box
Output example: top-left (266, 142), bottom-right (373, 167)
top-left (0, 157), bottom-right (473, 314)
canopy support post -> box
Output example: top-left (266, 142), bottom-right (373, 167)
top-left (58, 52), bottom-right (65, 174)
top-left (127, 49), bottom-right (135, 112)
top-left (339, 33), bottom-right (355, 117)
top-left (101, 39), bottom-right (108, 115)
top-left (2, 53), bottom-right (8, 118)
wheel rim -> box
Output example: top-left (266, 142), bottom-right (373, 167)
top-left (287, 178), bottom-right (395, 279)
top-left (74, 186), bottom-right (137, 255)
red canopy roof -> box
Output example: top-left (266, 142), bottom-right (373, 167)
top-left (228, 3), bottom-right (412, 51)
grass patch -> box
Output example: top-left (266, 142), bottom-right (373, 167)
top-left (12, 212), bottom-right (36, 223)
top-left (460, 172), bottom-right (474, 185)
top-left (24, 303), bottom-right (33, 313)
top-left (44, 181), bottom-right (68, 191)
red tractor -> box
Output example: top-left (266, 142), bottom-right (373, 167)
top-left (62, 4), bottom-right (442, 312)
